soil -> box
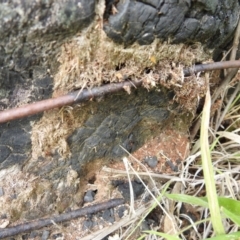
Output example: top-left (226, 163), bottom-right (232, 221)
top-left (0, 124), bottom-right (189, 240)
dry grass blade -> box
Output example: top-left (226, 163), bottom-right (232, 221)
top-left (212, 16), bottom-right (240, 104)
top-left (123, 157), bottom-right (136, 216)
top-left (229, 15), bottom-right (240, 61)
top-left (215, 81), bottom-right (240, 131)
top-left (122, 156), bottom-right (176, 234)
top-left (102, 166), bottom-right (181, 182)
top-left (217, 131), bottom-right (240, 144)
top-left (200, 73), bottom-right (225, 234)
top-left (211, 69), bottom-right (238, 104)
top-left (81, 200), bottom-right (154, 240)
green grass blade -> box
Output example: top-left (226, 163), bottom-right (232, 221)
top-left (218, 197), bottom-right (240, 226)
top-left (178, 217), bottom-right (211, 236)
top-left (210, 136), bottom-right (220, 151)
top-left (165, 193), bottom-right (209, 208)
top-left (137, 235), bottom-right (146, 240)
top-left (221, 207), bottom-right (240, 226)
top-left (230, 92), bottom-right (240, 108)
top-left (130, 181), bottom-right (172, 240)
top-left (143, 231), bottom-right (181, 240)
top-left (218, 197), bottom-right (240, 215)
top-left (205, 231), bottom-right (240, 240)
top-left (200, 81), bottom-right (225, 234)
top-left (166, 194), bottom-right (240, 227)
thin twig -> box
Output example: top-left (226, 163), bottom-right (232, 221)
top-left (230, 14), bottom-right (240, 61)
top-left (0, 80), bottom-right (142, 124)
top-left (212, 69), bottom-right (239, 104)
top-left (190, 117), bottom-right (201, 142)
top-left (215, 81), bottom-right (240, 131)
top-left (123, 157), bottom-right (136, 216)
top-left (184, 60), bottom-right (240, 76)
top-left (1, 59), bottom-right (240, 124)
top-left (0, 198), bottom-right (125, 239)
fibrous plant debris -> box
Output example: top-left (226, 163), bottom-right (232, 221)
top-left (39, 17), bottom-right (211, 160)
top-left (54, 21), bottom-right (211, 94)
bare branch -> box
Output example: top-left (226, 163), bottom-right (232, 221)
top-left (0, 198), bottom-right (125, 239)
top-left (0, 80), bottom-right (142, 124)
top-left (184, 60), bottom-right (240, 76)
top-left (1, 58), bottom-right (240, 124)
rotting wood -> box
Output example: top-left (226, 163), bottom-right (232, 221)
top-left (0, 198), bottom-right (125, 239)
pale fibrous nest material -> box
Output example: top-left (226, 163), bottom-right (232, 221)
top-left (32, 16), bottom-right (212, 159)
top-left (31, 105), bottom-right (89, 159)
top-left (54, 21), bottom-right (211, 94)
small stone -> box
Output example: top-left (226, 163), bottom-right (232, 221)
top-left (165, 160), bottom-right (178, 172)
top-left (41, 230), bottom-right (50, 240)
top-left (144, 194), bottom-right (152, 203)
top-left (82, 219), bottom-right (93, 230)
top-left (102, 208), bottom-right (115, 223)
top-left (117, 206), bottom-right (128, 218)
top-left (29, 230), bottom-right (39, 238)
top-left (0, 219), bottom-right (9, 228)
top-left (117, 180), bottom-right (145, 200)
top-left (141, 220), bottom-right (150, 231)
top-left (132, 180), bottom-right (145, 198)
top-left (83, 190), bottom-right (96, 203)
top-left (0, 187), bottom-right (4, 197)
top-left (52, 233), bottom-right (63, 239)
top-left (144, 156), bottom-right (158, 168)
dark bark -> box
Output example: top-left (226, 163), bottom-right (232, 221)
top-left (104, 0), bottom-right (239, 58)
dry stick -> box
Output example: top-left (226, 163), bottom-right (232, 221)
top-left (1, 60), bottom-right (240, 124)
top-left (184, 60), bottom-right (240, 76)
top-left (0, 198), bottom-right (125, 239)
top-left (0, 80), bottom-right (142, 124)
